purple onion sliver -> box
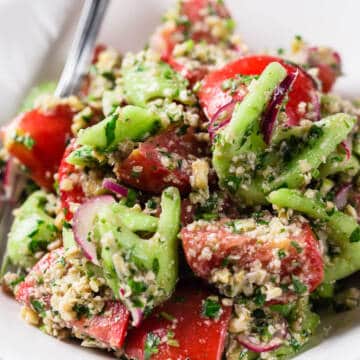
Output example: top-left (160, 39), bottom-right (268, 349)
top-left (73, 195), bottom-right (115, 265)
top-left (312, 91), bottom-right (321, 121)
top-left (131, 308), bottom-right (144, 327)
top-left (103, 178), bottom-right (129, 197)
top-left (334, 183), bottom-right (352, 210)
top-left (340, 141), bottom-right (351, 160)
top-left (236, 335), bottom-right (284, 353)
top-left (260, 70), bottom-right (299, 144)
top-left (208, 100), bottom-right (237, 141)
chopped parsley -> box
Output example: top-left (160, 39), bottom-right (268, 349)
top-left (28, 239), bottom-right (48, 254)
top-left (290, 241), bottom-right (303, 254)
top-left (289, 336), bottom-right (301, 351)
top-left (13, 133), bottom-right (35, 150)
top-left (202, 297), bottom-right (221, 319)
top-left (160, 311), bottom-right (175, 321)
top-left (166, 330), bottom-right (179, 347)
top-left (278, 249), bottom-right (287, 259)
top-left (125, 189), bottom-right (137, 207)
top-left (292, 276), bottom-right (307, 294)
top-left (105, 114), bottom-right (118, 147)
top-left (73, 303), bottom-right (90, 320)
top-left (31, 299), bottom-right (45, 315)
top-left (146, 198), bottom-right (158, 210)
top-left (128, 279), bottom-right (147, 295)
top-left (350, 227), bottom-right (360, 243)
top-left (9, 275), bottom-right (25, 287)
top-left (253, 288), bottom-right (266, 306)
top-left (144, 332), bottom-right (161, 360)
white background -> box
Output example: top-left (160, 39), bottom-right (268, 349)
top-left (0, 0), bottom-right (359, 359)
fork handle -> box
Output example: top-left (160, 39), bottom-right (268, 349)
top-left (55, 0), bottom-right (110, 98)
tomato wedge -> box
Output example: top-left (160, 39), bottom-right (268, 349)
top-left (151, 0), bottom-right (231, 59)
top-left (151, 0), bottom-right (234, 84)
top-left (307, 47), bottom-right (341, 93)
top-left (116, 127), bottom-right (204, 194)
top-left (181, 220), bottom-right (323, 297)
top-left (58, 141), bottom-right (86, 221)
top-left (2, 106), bottom-right (73, 189)
top-left (125, 283), bottom-right (232, 360)
top-left (199, 55), bottom-right (318, 126)
top-left (16, 248), bottom-right (129, 350)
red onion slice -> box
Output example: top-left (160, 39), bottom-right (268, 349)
top-left (334, 183), bottom-right (352, 210)
top-left (340, 141), bottom-right (351, 160)
top-left (260, 70), bottom-right (299, 144)
top-left (131, 307), bottom-right (144, 328)
top-left (103, 178), bottom-right (129, 197)
top-left (73, 195), bottom-right (115, 265)
top-left (208, 99), bottom-right (237, 140)
top-left (312, 90), bottom-right (321, 121)
top-left (237, 335), bottom-right (284, 353)
top-left (236, 318), bottom-right (287, 353)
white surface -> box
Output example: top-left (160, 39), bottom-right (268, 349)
top-left (0, 0), bottom-right (360, 359)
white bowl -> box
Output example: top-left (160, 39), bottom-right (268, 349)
top-left (0, 0), bottom-right (359, 359)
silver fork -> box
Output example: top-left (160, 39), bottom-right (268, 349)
top-left (0, 0), bottom-right (109, 271)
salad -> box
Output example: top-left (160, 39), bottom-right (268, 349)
top-left (1, 0), bottom-right (360, 359)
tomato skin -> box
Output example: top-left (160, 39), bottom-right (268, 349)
top-left (16, 249), bottom-right (130, 350)
top-left (72, 300), bottom-right (129, 349)
top-left (117, 127), bottom-right (204, 195)
top-left (315, 64), bottom-right (337, 93)
top-left (15, 249), bottom-right (62, 307)
top-left (199, 55), bottom-right (318, 126)
top-left (58, 141), bottom-right (86, 220)
top-left (151, 0), bottom-right (233, 84)
top-left (307, 47), bottom-right (341, 93)
top-left (181, 221), bottom-right (323, 295)
top-left (152, 0), bottom-right (231, 58)
top-left (3, 106), bottom-right (73, 189)
top-left (165, 56), bottom-right (209, 85)
top-left (125, 283), bottom-right (232, 360)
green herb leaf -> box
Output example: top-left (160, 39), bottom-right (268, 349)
top-left (253, 288), bottom-right (266, 306)
top-left (202, 297), bottom-right (221, 319)
top-left (128, 279), bottom-right (147, 295)
top-left (350, 227), bottom-right (360, 243)
top-left (144, 332), bottom-right (161, 360)
top-left (73, 303), bottom-right (90, 320)
top-left (278, 249), bottom-right (287, 259)
top-left (105, 114), bottom-right (117, 147)
top-left (292, 276), bottom-right (307, 294)
top-left (31, 299), bottom-right (45, 314)
top-left (290, 241), bottom-right (303, 253)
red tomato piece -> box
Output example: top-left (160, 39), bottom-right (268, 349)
top-left (307, 48), bottom-right (341, 93)
top-left (15, 249), bottom-right (62, 307)
top-left (58, 141), bottom-right (86, 220)
top-left (116, 127), bottom-right (204, 194)
top-left (72, 300), bottom-right (129, 349)
top-left (181, 220), bottom-right (324, 296)
top-left (16, 248), bottom-right (130, 350)
top-left (166, 56), bottom-right (209, 85)
top-left (2, 106), bottom-right (73, 189)
top-left (199, 55), bottom-right (318, 127)
top-left (151, 0), bottom-right (231, 60)
top-left (180, 0), bottom-right (230, 43)
top-left (92, 44), bottom-right (107, 64)
top-left (315, 64), bottom-right (337, 93)
top-left (125, 283), bottom-right (232, 360)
